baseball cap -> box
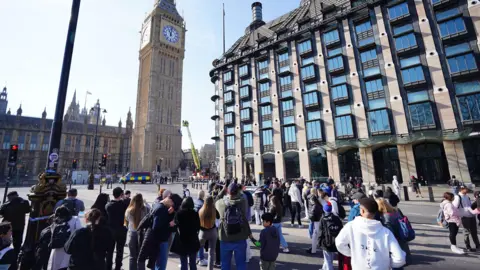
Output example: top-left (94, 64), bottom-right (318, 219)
top-left (352, 192), bottom-right (367, 200)
top-left (323, 202), bottom-right (332, 213)
top-left (228, 183), bottom-right (240, 194)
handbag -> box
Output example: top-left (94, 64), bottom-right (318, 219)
top-left (169, 230), bottom-right (183, 255)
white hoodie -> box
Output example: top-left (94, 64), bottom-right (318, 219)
top-left (288, 185), bottom-right (303, 205)
top-left (335, 216), bottom-right (406, 270)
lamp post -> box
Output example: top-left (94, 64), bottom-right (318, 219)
top-left (88, 100), bottom-right (107, 190)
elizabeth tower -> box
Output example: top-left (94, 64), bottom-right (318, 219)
top-left (131, 0), bottom-right (185, 172)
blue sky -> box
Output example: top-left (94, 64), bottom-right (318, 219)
top-left (0, 0), bottom-right (299, 148)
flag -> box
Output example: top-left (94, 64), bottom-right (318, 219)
top-left (86, 91), bottom-right (92, 95)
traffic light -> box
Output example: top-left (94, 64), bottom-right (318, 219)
top-left (72, 159), bottom-right (78, 169)
top-left (101, 154), bottom-right (107, 167)
top-left (8, 144), bottom-right (18, 167)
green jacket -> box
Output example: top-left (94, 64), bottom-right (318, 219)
top-left (215, 194), bottom-right (251, 242)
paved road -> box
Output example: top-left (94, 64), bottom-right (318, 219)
top-left (1, 183), bottom-right (479, 269)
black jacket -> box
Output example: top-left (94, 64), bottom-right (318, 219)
top-left (105, 200), bottom-right (128, 233)
top-left (318, 213), bottom-right (343, 252)
top-left (268, 199), bottom-right (283, 224)
top-left (308, 194), bottom-right (323, 222)
top-left (0, 197), bottom-right (30, 230)
top-left (65, 225), bottom-right (113, 270)
top-left (259, 226), bottom-right (280, 262)
top-left (171, 208), bottom-right (200, 255)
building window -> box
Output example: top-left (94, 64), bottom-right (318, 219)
top-left (298, 39), bottom-right (312, 55)
top-left (243, 133), bottom-right (253, 148)
top-left (302, 56), bottom-right (315, 66)
top-left (323, 29), bottom-right (340, 45)
top-left (279, 76), bottom-right (293, 92)
top-left (306, 120), bottom-right (322, 141)
top-left (331, 84), bottom-right (348, 100)
top-left (278, 51), bottom-right (290, 73)
top-left (335, 115), bottom-right (354, 138)
top-left (226, 135), bottom-right (235, 150)
top-left (359, 37), bottom-right (375, 47)
top-left (393, 24), bottom-right (414, 36)
top-left (223, 71), bottom-right (233, 83)
top-left (258, 59), bottom-right (269, 79)
top-left (445, 43), bottom-right (477, 75)
top-left (283, 126), bottom-right (297, 143)
top-left (2, 132), bottom-right (11, 149)
top-left (303, 92), bottom-right (319, 107)
top-left (400, 56), bottom-right (424, 85)
top-left (407, 90), bottom-right (435, 129)
top-left (331, 74), bottom-right (347, 85)
top-left (283, 116), bottom-right (295, 125)
top-left (224, 113), bottom-right (234, 124)
top-left (18, 133), bottom-right (25, 150)
top-left (307, 110), bottom-right (321, 120)
top-left (395, 33), bottom-right (417, 51)
top-left (240, 79), bottom-right (250, 86)
top-left (363, 66), bottom-right (381, 78)
top-left (29, 134), bottom-right (38, 151)
top-left (224, 91), bottom-right (233, 103)
top-left (300, 65), bottom-right (315, 80)
top-left (260, 105), bottom-right (272, 116)
top-left (262, 129), bottom-right (273, 146)
top-left (454, 80), bottom-right (480, 95)
top-left (282, 100), bottom-right (294, 111)
top-left (439, 17), bottom-right (466, 38)
top-left (360, 49), bottom-right (377, 63)
top-left (436, 8), bottom-right (461, 21)
top-left (368, 109), bottom-right (391, 133)
top-left (457, 93), bottom-right (480, 122)
top-left (242, 123), bottom-right (253, 132)
top-left (365, 78), bottom-right (384, 93)
top-left (241, 100), bottom-right (251, 108)
top-left (388, 2), bottom-right (409, 20)
top-left (336, 104), bottom-right (351, 116)
top-left (225, 85), bottom-right (234, 92)
top-left (240, 108), bottom-right (251, 121)
top-left (42, 142), bottom-right (49, 151)
top-left (368, 98), bottom-right (387, 110)
top-left (355, 21), bottom-right (372, 34)
top-left (225, 127), bottom-right (234, 135)
top-left (239, 64), bottom-right (249, 77)
top-left (328, 47), bottom-right (342, 58)
top-left (304, 83), bottom-right (317, 92)
top-left (262, 120), bottom-right (272, 128)
top-left (239, 86), bottom-right (250, 99)
top-left (327, 56), bottom-right (344, 71)
top-left (225, 105), bottom-right (234, 112)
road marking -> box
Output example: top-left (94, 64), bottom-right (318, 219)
top-left (405, 212), bottom-right (437, 217)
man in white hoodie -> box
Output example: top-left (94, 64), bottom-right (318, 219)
top-left (288, 180), bottom-right (303, 227)
top-left (335, 198), bottom-right (406, 270)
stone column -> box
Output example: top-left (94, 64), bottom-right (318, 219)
top-left (217, 74), bottom-right (226, 179)
top-left (375, 6), bottom-right (409, 134)
top-left (397, 144), bottom-right (417, 183)
top-left (269, 50), bottom-right (286, 179)
top-left (233, 65), bottom-right (244, 178)
top-left (443, 140), bottom-right (471, 183)
top-left (250, 59), bottom-right (264, 176)
top-left (415, 0), bottom-right (457, 130)
top-left (359, 147), bottom-right (375, 185)
top-left (290, 41), bottom-right (311, 179)
top-left (327, 150), bottom-right (341, 182)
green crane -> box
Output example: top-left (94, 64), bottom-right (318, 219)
top-left (182, 120), bottom-right (201, 173)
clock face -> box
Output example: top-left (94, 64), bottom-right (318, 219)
top-left (163, 25), bottom-right (180, 44)
top-left (141, 20), bottom-right (151, 49)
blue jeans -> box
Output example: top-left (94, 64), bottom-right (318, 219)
top-left (308, 222), bottom-right (314, 239)
top-left (180, 252), bottom-right (197, 270)
top-left (272, 223), bottom-right (288, 248)
top-left (198, 247), bottom-right (205, 260)
top-left (220, 240), bottom-right (247, 270)
top-left (154, 241), bottom-right (169, 270)
top-left (322, 250), bottom-right (334, 270)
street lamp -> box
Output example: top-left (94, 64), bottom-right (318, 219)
top-left (88, 100), bottom-right (107, 190)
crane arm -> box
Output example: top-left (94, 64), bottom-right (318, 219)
top-left (182, 120), bottom-right (201, 172)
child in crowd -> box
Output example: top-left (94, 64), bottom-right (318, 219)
top-left (259, 213), bottom-right (280, 270)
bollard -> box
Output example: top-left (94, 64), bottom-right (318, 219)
top-left (403, 186), bottom-right (410, 201)
top-left (381, 184), bottom-right (385, 194)
top-left (428, 186), bottom-right (435, 202)
top-left (99, 184), bottom-right (103, 194)
top-left (123, 182), bottom-right (126, 191)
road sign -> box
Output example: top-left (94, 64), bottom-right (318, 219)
top-left (49, 153), bottom-right (59, 162)
top-left (48, 162), bottom-right (55, 168)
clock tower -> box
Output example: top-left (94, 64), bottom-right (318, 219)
top-left (131, 0), bottom-right (186, 173)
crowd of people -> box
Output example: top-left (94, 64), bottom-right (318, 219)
top-left (0, 175), bottom-right (479, 270)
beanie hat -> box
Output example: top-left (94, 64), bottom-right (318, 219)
top-left (323, 202), bottom-right (332, 213)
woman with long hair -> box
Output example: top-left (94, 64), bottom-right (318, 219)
top-left (91, 193), bottom-right (110, 218)
top-left (125, 194), bottom-right (149, 270)
top-left (171, 197), bottom-right (200, 270)
top-left (269, 192), bottom-right (289, 253)
top-left (197, 196), bottom-right (218, 269)
top-left (49, 206), bottom-right (82, 270)
top-left (441, 192), bottom-right (465, 254)
top-left (65, 209), bottom-right (114, 270)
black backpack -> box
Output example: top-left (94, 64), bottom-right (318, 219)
top-left (223, 201), bottom-right (243, 235)
top-left (245, 192), bottom-right (254, 207)
top-left (49, 221), bottom-right (73, 249)
top-left (62, 199), bottom-right (78, 216)
top-left (320, 216), bottom-right (342, 251)
top-left (338, 204), bottom-right (346, 219)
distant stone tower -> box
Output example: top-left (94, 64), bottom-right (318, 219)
top-left (131, 0), bottom-right (186, 172)
top-left (0, 87), bottom-right (8, 115)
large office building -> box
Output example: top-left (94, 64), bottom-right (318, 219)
top-left (131, 0), bottom-right (186, 173)
top-left (209, 0), bottom-right (480, 184)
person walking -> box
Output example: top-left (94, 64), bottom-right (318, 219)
top-left (194, 190), bottom-right (205, 212)
top-left (0, 191), bottom-right (30, 268)
top-left (91, 193), bottom-right (110, 218)
top-left (385, 187), bottom-right (400, 209)
top-left (348, 192), bottom-right (366, 222)
top-left (441, 192), bottom-right (465, 254)
top-left (302, 181), bottom-right (312, 221)
top-left (258, 213), bottom-right (280, 270)
top-left (125, 193), bottom-right (149, 270)
top-left (318, 202), bottom-right (343, 270)
top-left (335, 198), bottom-right (406, 269)
top-left (48, 206), bottom-right (82, 270)
top-left (288, 180), bottom-right (303, 227)
top-left (65, 208), bottom-right (113, 270)
top-left (410, 176), bottom-right (423, 198)
top-left (453, 185), bottom-right (479, 252)
top-left (215, 183), bottom-right (252, 270)
top-left (447, 175), bottom-right (461, 195)
top-left (306, 188), bottom-right (323, 254)
top-left (198, 196), bottom-right (218, 269)
top-left (253, 186), bottom-right (267, 226)
top-left (105, 187), bottom-right (128, 270)
top-left (269, 189), bottom-right (289, 253)
top-left (54, 189), bottom-right (85, 216)
top-left (150, 196), bottom-right (176, 270)
top-left (392, 176), bottom-right (402, 200)
top-left (282, 182), bottom-right (292, 219)
top-left (172, 197), bottom-right (201, 270)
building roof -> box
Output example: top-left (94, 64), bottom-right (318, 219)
top-left (156, 0), bottom-right (182, 20)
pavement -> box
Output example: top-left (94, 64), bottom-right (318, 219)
top-left (1, 182), bottom-right (479, 269)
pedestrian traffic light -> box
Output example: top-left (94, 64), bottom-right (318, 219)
top-left (72, 159), bottom-right (78, 169)
top-left (101, 154), bottom-right (107, 167)
top-left (8, 144), bottom-right (18, 166)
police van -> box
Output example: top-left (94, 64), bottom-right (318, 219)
top-left (120, 172), bottom-right (152, 184)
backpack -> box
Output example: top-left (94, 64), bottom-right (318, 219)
top-left (245, 191), bottom-right (254, 207)
top-left (49, 221), bottom-right (73, 249)
top-left (62, 199), bottom-right (78, 216)
top-left (223, 200), bottom-right (243, 235)
top-left (320, 216), bottom-right (342, 251)
top-left (397, 215), bottom-right (415, 242)
top-left (338, 204), bottom-right (346, 219)
top-left (437, 207), bottom-right (449, 228)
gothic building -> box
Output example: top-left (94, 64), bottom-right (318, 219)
top-left (0, 87), bottom-right (133, 181)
